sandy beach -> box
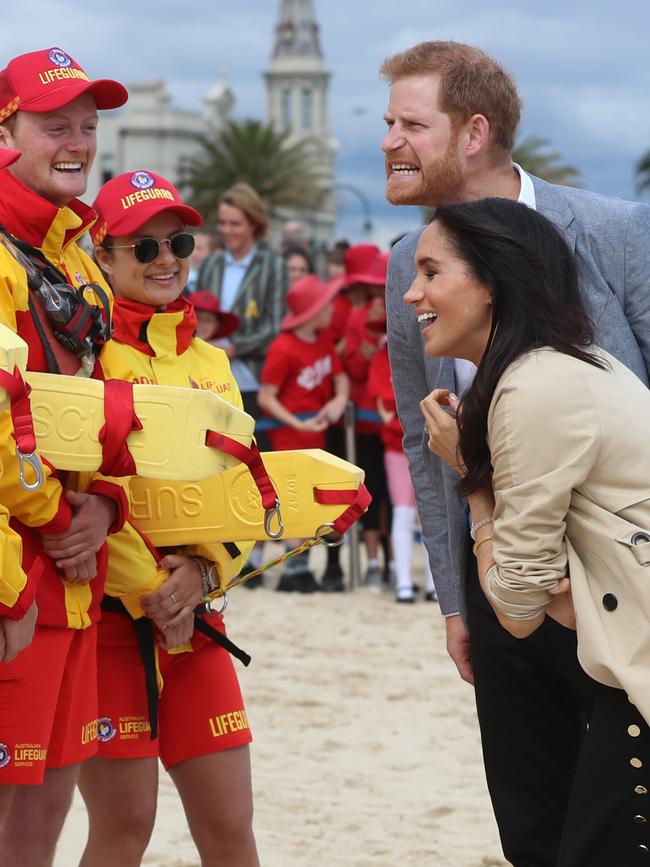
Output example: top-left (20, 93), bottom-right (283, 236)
top-left (56, 544), bottom-right (508, 867)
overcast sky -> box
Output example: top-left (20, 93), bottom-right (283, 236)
top-left (4, 0), bottom-right (650, 247)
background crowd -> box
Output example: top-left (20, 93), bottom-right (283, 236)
top-left (185, 181), bottom-right (436, 603)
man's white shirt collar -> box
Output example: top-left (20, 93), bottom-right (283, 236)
top-left (514, 163), bottom-right (536, 210)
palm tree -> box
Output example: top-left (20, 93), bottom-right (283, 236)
top-left (634, 150), bottom-right (650, 195)
top-left (512, 135), bottom-right (581, 187)
top-left (182, 119), bottom-right (322, 218)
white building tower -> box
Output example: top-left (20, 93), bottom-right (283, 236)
top-left (265, 0), bottom-right (337, 246)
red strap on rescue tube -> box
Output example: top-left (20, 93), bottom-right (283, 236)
top-left (314, 484), bottom-right (372, 535)
top-left (0, 366), bottom-right (37, 454)
top-left (98, 379), bottom-right (143, 476)
top-left (205, 432), bottom-right (278, 511)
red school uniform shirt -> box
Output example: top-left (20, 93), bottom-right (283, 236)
top-left (261, 330), bottom-right (343, 451)
top-left (367, 345), bottom-right (404, 453)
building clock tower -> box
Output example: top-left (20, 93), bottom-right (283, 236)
top-left (265, 0), bottom-right (337, 245)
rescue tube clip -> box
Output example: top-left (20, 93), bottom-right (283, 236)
top-left (17, 448), bottom-right (44, 491)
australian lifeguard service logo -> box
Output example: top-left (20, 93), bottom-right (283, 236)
top-left (97, 717), bottom-right (116, 743)
top-left (130, 171), bottom-right (155, 191)
top-left (48, 48), bottom-right (72, 68)
top-left (0, 743), bottom-right (10, 769)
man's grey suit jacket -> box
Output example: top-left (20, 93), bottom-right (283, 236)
top-left (386, 176), bottom-right (650, 619)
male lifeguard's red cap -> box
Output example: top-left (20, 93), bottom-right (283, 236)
top-left (0, 149), bottom-right (21, 169)
top-left (0, 47), bottom-right (128, 123)
top-left (90, 171), bottom-right (203, 244)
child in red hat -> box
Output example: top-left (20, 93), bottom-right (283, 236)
top-left (191, 289), bottom-right (240, 345)
top-left (259, 274), bottom-right (350, 592)
top-left (367, 325), bottom-right (438, 604)
top-left (343, 251), bottom-right (393, 590)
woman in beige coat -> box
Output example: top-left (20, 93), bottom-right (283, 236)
top-left (407, 197), bottom-right (650, 867)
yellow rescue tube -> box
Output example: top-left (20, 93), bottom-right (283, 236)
top-left (128, 449), bottom-right (365, 544)
top-left (0, 323), bottom-right (255, 481)
top-left (26, 372), bottom-right (255, 480)
top-left (0, 323), bottom-right (29, 411)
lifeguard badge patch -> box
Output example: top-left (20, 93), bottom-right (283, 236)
top-left (97, 718), bottom-right (117, 744)
top-left (0, 743), bottom-right (11, 768)
top-left (48, 48), bottom-right (72, 68)
top-left (130, 171), bottom-right (156, 190)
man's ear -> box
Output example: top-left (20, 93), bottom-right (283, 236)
top-left (464, 114), bottom-right (490, 158)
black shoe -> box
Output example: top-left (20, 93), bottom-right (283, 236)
top-left (296, 571), bottom-right (320, 594)
top-left (321, 565), bottom-right (345, 593)
top-left (396, 593), bottom-right (415, 604)
top-left (424, 591), bottom-right (438, 603)
top-left (276, 573), bottom-right (302, 592)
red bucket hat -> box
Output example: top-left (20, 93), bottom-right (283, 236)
top-left (90, 171), bottom-right (203, 244)
top-left (343, 244), bottom-right (384, 288)
top-left (0, 148), bottom-right (21, 169)
top-left (0, 47), bottom-right (127, 122)
top-left (190, 291), bottom-right (240, 339)
top-left (281, 274), bottom-right (342, 330)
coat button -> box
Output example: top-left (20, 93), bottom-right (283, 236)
top-left (631, 758), bottom-right (644, 769)
top-left (630, 725), bottom-right (642, 737)
top-left (602, 593), bottom-right (618, 611)
top-left (638, 844), bottom-right (649, 855)
top-left (637, 786), bottom-right (649, 795)
top-left (636, 815), bottom-right (648, 824)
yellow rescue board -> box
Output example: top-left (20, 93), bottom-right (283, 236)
top-left (25, 373), bottom-right (255, 480)
top-left (128, 449), bottom-right (365, 544)
top-left (0, 325), bottom-right (30, 411)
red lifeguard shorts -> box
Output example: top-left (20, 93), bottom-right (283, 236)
top-left (95, 611), bottom-right (252, 770)
top-left (0, 624), bottom-right (98, 784)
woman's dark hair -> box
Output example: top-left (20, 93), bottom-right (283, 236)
top-left (432, 197), bottom-right (605, 496)
top-left (282, 245), bottom-right (314, 273)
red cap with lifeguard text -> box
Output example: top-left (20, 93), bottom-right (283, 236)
top-left (90, 171), bottom-right (203, 244)
top-left (0, 47), bottom-right (127, 123)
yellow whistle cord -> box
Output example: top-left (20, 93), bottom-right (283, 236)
top-left (204, 536), bottom-right (323, 602)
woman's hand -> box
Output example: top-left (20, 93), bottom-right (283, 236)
top-left (546, 577), bottom-right (576, 630)
top-left (420, 389), bottom-right (465, 473)
top-left (155, 609), bottom-right (195, 651)
top-left (141, 554), bottom-right (203, 630)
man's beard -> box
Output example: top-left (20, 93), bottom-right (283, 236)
top-left (385, 139), bottom-right (465, 207)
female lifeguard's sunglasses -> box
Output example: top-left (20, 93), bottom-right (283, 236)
top-left (111, 232), bottom-right (195, 264)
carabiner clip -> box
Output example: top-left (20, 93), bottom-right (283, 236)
top-left (17, 448), bottom-right (44, 492)
top-left (315, 522), bottom-right (344, 547)
top-left (204, 593), bottom-right (228, 616)
top-left (264, 499), bottom-right (284, 539)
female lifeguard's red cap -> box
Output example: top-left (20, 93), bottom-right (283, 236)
top-left (0, 47), bottom-right (127, 122)
top-left (90, 171), bottom-right (203, 244)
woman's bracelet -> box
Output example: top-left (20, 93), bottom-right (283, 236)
top-left (470, 517), bottom-right (494, 541)
top-left (189, 556), bottom-right (218, 597)
top-left (472, 535), bottom-right (494, 557)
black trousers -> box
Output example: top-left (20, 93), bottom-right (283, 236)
top-left (557, 679), bottom-right (650, 866)
top-left (466, 556), bottom-right (593, 867)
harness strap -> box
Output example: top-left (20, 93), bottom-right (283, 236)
top-left (0, 366), bottom-right (36, 455)
top-left (98, 380), bottom-right (143, 476)
top-left (100, 596), bottom-right (158, 740)
top-left (192, 614), bottom-right (251, 667)
top-left (314, 484), bottom-right (372, 535)
top-left (205, 433), bottom-right (283, 537)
